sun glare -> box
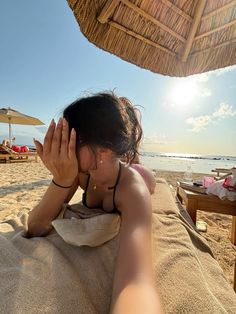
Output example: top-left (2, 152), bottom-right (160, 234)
top-left (168, 80), bottom-right (198, 109)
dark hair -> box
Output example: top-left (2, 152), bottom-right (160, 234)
top-left (63, 92), bottom-right (142, 163)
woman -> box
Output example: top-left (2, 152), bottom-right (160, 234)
top-left (29, 92), bottom-right (163, 313)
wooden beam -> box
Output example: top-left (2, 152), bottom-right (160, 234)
top-left (190, 37), bottom-right (236, 57)
top-left (201, 0), bottom-right (236, 21)
top-left (97, 0), bottom-right (120, 24)
top-left (120, 0), bottom-right (186, 42)
top-left (181, 0), bottom-right (207, 62)
top-left (161, 0), bottom-right (193, 22)
top-left (109, 21), bottom-right (176, 56)
top-left (195, 19), bottom-right (236, 40)
top-left (234, 253), bottom-right (236, 292)
top-left (231, 216), bottom-right (236, 246)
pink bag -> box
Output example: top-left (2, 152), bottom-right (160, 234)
top-left (223, 175), bottom-right (236, 191)
top-left (203, 176), bottom-right (215, 188)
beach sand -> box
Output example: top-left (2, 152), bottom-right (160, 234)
top-left (0, 161), bottom-right (235, 286)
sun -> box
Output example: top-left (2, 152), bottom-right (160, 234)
top-left (168, 79), bottom-right (198, 109)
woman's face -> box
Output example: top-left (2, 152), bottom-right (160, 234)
top-left (77, 145), bottom-right (97, 173)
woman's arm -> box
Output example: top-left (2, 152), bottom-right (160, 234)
top-left (110, 182), bottom-right (163, 314)
top-left (28, 184), bottom-right (71, 237)
top-left (64, 174), bottom-right (80, 203)
top-left (27, 175), bottom-right (79, 237)
top-left (28, 117), bottom-right (78, 237)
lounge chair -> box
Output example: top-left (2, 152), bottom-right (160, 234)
top-left (0, 178), bottom-right (235, 313)
top-left (212, 168), bottom-right (233, 180)
top-left (0, 144), bottom-right (38, 163)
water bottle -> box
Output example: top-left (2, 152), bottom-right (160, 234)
top-left (184, 164), bottom-right (193, 183)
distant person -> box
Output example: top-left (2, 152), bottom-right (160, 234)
top-left (2, 137), bottom-right (15, 147)
top-left (2, 139), bottom-right (10, 147)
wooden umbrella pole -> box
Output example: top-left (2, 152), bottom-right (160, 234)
top-left (181, 0), bottom-right (207, 62)
top-left (8, 117), bottom-right (12, 148)
top-left (195, 19), bottom-right (236, 41)
top-left (97, 0), bottom-right (120, 24)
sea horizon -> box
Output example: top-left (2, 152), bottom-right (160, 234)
top-left (140, 151), bottom-right (236, 174)
top-left (13, 144), bottom-right (236, 174)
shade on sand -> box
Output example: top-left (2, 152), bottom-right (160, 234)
top-left (67, 0), bottom-right (236, 77)
top-left (0, 107), bottom-right (44, 146)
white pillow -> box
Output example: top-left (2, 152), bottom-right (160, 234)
top-left (52, 203), bottom-right (121, 247)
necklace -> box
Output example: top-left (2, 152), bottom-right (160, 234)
top-left (92, 162), bottom-right (120, 191)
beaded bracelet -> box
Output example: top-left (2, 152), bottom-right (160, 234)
top-left (52, 179), bottom-right (73, 189)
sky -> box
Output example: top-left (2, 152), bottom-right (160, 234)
top-left (0, 0), bottom-right (235, 156)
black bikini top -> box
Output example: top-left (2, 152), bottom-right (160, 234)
top-left (82, 162), bottom-right (122, 214)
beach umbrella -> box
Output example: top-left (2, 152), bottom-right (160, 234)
top-left (67, 0), bottom-right (236, 77)
top-left (0, 107), bottom-right (44, 146)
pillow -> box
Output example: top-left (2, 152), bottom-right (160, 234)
top-left (21, 145), bottom-right (29, 152)
top-left (52, 204), bottom-right (121, 247)
top-left (12, 145), bottom-right (21, 152)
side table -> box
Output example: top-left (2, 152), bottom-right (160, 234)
top-left (176, 183), bottom-right (236, 245)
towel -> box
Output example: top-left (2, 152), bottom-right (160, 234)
top-left (0, 178), bottom-right (236, 313)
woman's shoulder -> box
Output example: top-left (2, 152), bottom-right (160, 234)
top-left (116, 162), bottom-right (152, 213)
top-left (119, 162), bottom-right (149, 192)
top-left (123, 163), bottom-right (156, 194)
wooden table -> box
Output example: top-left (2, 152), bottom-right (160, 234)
top-left (176, 183), bottom-right (236, 245)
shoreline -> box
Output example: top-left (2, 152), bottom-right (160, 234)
top-left (0, 162), bottom-right (235, 286)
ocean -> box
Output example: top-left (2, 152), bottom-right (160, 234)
top-left (27, 144), bottom-right (235, 175)
top-left (140, 152), bottom-right (236, 174)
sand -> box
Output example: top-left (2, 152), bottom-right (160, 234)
top-left (0, 161), bottom-right (235, 286)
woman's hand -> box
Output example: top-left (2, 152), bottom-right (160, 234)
top-left (33, 117), bottom-right (78, 186)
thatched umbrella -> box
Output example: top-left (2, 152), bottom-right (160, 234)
top-left (67, 0), bottom-right (236, 77)
top-left (0, 107), bottom-right (44, 147)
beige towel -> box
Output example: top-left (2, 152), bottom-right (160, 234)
top-left (0, 178), bottom-right (236, 313)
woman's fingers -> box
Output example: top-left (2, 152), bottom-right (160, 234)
top-left (68, 128), bottom-right (77, 160)
top-left (33, 139), bottom-right (43, 160)
top-left (60, 118), bottom-right (69, 157)
top-left (43, 119), bottom-right (55, 156)
top-left (51, 118), bottom-right (63, 157)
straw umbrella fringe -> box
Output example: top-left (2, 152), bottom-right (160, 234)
top-left (67, 0), bottom-right (236, 76)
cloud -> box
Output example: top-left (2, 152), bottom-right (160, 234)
top-left (142, 134), bottom-right (174, 146)
top-left (212, 102), bottom-right (236, 119)
top-left (189, 65), bottom-right (236, 85)
top-left (186, 115), bottom-right (212, 132)
top-left (143, 135), bottom-right (167, 145)
top-left (187, 102), bottom-right (236, 132)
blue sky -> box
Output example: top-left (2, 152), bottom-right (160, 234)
top-left (0, 0), bottom-right (235, 156)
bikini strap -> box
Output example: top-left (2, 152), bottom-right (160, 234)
top-left (84, 174), bottom-right (90, 193)
top-left (108, 162), bottom-right (122, 211)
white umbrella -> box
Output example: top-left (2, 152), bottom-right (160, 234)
top-left (0, 107), bottom-right (44, 147)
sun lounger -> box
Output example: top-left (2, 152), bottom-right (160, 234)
top-left (0, 144), bottom-right (38, 163)
top-left (0, 178), bottom-right (235, 313)
top-left (212, 168), bottom-right (233, 180)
